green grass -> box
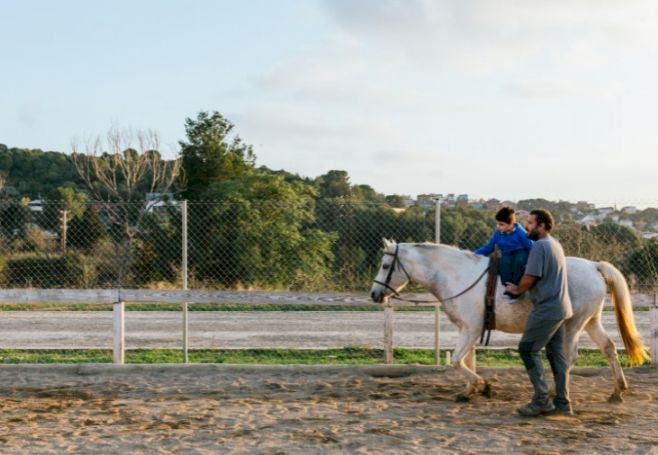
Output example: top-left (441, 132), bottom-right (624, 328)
top-left (0, 347), bottom-right (642, 366)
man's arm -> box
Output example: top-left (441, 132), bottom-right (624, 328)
top-left (505, 274), bottom-right (538, 296)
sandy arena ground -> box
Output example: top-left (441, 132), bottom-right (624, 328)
top-left (0, 364), bottom-right (656, 454)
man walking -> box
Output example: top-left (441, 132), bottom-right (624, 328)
top-left (505, 209), bottom-right (573, 416)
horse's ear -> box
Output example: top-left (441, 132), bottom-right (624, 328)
top-left (383, 238), bottom-right (397, 251)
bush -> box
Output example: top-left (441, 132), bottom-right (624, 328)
top-left (5, 253), bottom-right (86, 288)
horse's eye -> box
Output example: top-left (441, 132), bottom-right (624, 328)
top-left (382, 263), bottom-right (390, 270)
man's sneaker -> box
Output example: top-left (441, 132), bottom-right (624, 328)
top-left (517, 400), bottom-right (555, 417)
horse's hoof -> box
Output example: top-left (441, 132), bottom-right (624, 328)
top-left (607, 394), bottom-right (623, 404)
top-left (481, 382), bottom-right (493, 398)
top-left (455, 393), bottom-right (471, 402)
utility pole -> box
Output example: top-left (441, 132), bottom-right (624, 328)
top-left (59, 209), bottom-right (68, 254)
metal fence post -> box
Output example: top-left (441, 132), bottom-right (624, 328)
top-left (435, 197), bottom-right (441, 244)
top-left (113, 301), bottom-right (125, 365)
top-left (384, 302), bottom-right (394, 364)
top-left (182, 200), bottom-right (189, 364)
top-left (649, 294), bottom-right (658, 366)
top-left (434, 197), bottom-right (441, 365)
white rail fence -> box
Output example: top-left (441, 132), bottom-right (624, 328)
top-left (0, 289), bottom-right (655, 366)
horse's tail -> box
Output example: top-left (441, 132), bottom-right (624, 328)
top-left (596, 261), bottom-right (650, 366)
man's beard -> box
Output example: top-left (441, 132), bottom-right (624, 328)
top-left (527, 229), bottom-right (540, 241)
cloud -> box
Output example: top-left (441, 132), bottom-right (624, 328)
top-left (320, 0), bottom-right (658, 75)
top-left (225, 1), bottom-right (658, 203)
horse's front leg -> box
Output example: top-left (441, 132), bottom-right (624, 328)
top-left (452, 329), bottom-right (488, 402)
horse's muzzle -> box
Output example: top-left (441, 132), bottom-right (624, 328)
top-left (371, 290), bottom-right (384, 303)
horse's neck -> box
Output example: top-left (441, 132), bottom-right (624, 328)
top-left (403, 244), bottom-right (487, 293)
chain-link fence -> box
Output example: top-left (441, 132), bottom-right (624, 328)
top-left (1, 199), bottom-right (658, 292)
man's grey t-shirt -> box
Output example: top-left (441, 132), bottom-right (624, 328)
top-left (525, 236), bottom-right (573, 320)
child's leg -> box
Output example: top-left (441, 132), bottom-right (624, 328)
top-left (511, 249), bottom-right (530, 285)
top-left (499, 253), bottom-right (514, 285)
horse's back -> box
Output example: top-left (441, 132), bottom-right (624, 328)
top-left (496, 256), bottom-right (606, 333)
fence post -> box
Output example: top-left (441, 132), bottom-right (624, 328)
top-left (59, 209), bottom-right (68, 254)
top-left (649, 294), bottom-right (658, 366)
top-left (384, 303), bottom-right (394, 364)
top-left (434, 197), bottom-right (441, 365)
top-left (182, 200), bottom-right (189, 364)
top-left (113, 301), bottom-right (125, 365)
top-left (434, 304), bottom-right (441, 365)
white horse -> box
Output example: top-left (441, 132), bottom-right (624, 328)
top-left (370, 240), bottom-right (650, 402)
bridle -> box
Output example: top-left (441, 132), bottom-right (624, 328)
top-left (373, 244), bottom-right (490, 304)
top-left (372, 244), bottom-right (411, 299)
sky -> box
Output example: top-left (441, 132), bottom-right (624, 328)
top-left (2, 0), bottom-right (658, 206)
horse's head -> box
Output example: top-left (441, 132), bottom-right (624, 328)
top-left (370, 239), bottom-right (411, 303)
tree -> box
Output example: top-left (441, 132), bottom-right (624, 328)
top-left (70, 127), bottom-right (182, 287)
top-left (179, 111), bottom-right (256, 199)
top-left (384, 194), bottom-right (409, 208)
top-left (439, 206), bottom-right (492, 250)
top-left (56, 187), bottom-right (87, 220)
top-left (0, 147), bottom-right (84, 199)
top-left (71, 127), bottom-right (181, 239)
top-left (190, 171), bottom-right (335, 289)
top-left (50, 187), bottom-right (88, 253)
top-left (351, 184), bottom-right (385, 204)
top-left (67, 205), bottom-right (108, 252)
top-left (315, 170), bottom-right (351, 199)
top-left (0, 199), bottom-right (31, 239)
top-left (623, 239), bottom-right (658, 290)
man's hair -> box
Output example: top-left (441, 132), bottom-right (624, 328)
top-left (495, 206), bottom-right (516, 224)
top-left (530, 208), bottom-right (554, 232)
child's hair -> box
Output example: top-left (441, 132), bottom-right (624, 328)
top-left (495, 206), bottom-right (516, 224)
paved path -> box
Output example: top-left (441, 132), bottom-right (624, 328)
top-left (0, 311), bottom-right (651, 350)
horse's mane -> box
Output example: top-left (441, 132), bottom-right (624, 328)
top-left (394, 242), bottom-right (482, 262)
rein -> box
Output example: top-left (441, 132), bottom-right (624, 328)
top-left (373, 245), bottom-right (490, 305)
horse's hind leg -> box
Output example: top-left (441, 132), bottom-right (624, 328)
top-left (452, 331), bottom-right (488, 401)
top-left (584, 316), bottom-right (628, 403)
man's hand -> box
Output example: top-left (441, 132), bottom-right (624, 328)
top-left (505, 282), bottom-right (519, 295)
top-left (505, 274), bottom-right (538, 296)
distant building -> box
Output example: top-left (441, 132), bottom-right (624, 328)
top-left (402, 197), bottom-right (415, 208)
top-left (28, 199), bottom-right (44, 212)
top-left (621, 206), bottom-right (637, 215)
top-left (456, 194), bottom-right (469, 204)
top-left (416, 194), bottom-right (441, 208)
top-left (576, 201), bottom-right (595, 211)
top-left (470, 200), bottom-right (485, 209)
top-left (146, 192), bottom-right (178, 213)
top-left (577, 214), bottom-right (600, 226)
top-left (618, 219), bottom-right (634, 229)
top-left (484, 199), bottom-right (501, 210)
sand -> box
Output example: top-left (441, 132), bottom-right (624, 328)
top-left (0, 364), bottom-right (657, 454)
